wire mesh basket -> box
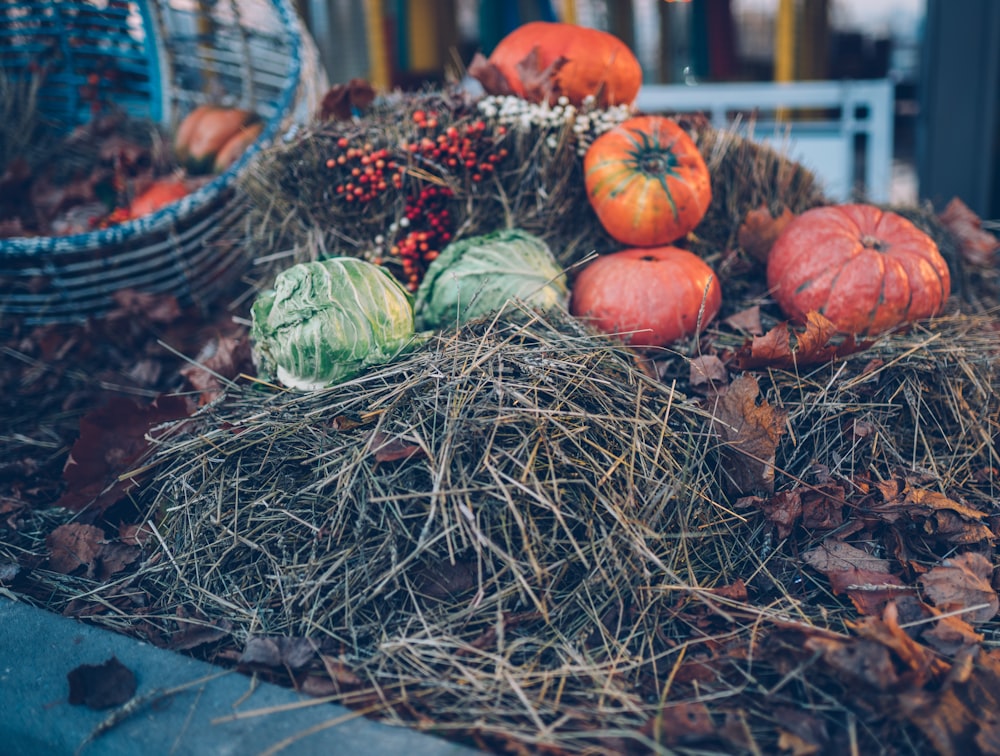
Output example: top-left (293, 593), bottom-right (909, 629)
top-left (0, 0), bottom-right (327, 325)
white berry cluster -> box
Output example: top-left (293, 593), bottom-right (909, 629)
top-left (476, 95), bottom-right (633, 156)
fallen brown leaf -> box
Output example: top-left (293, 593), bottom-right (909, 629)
top-left (689, 354), bottom-right (727, 389)
top-left (640, 700), bottom-right (716, 747)
top-left (802, 539), bottom-right (911, 616)
top-left (369, 430), bottom-right (426, 463)
top-left (709, 373), bottom-right (786, 495)
top-left (938, 196), bottom-right (1000, 267)
top-left (239, 635), bottom-right (318, 671)
top-left (919, 552), bottom-right (999, 624)
top-left (733, 311), bottom-right (873, 370)
top-left (67, 656), bottom-right (137, 710)
top-left (723, 304), bottom-right (763, 335)
top-left (318, 78), bottom-right (376, 121)
top-left (46, 522), bottom-right (104, 576)
top-left (56, 393), bottom-right (195, 515)
top-left (864, 481), bottom-right (995, 546)
top-left (737, 204), bottom-right (796, 264)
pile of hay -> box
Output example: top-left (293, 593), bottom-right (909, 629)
top-left (13, 300), bottom-right (992, 753)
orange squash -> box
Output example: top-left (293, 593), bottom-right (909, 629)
top-left (766, 204), bottom-right (951, 336)
top-left (212, 121), bottom-right (264, 173)
top-left (584, 116), bottom-right (711, 247)
top-left (475, 21), bottom-right (642, 108)
top-left (128, 178), bottom-right (190, 218)
top-left (570, 246), bottom-right (722, 348)
top-left (174, 105), bottom-right (259, 174)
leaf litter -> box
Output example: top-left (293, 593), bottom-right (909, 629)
top-left (1, 97), bottom-right (1000, 754)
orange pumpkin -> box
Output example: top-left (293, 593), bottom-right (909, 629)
top-left (212, 121), bottom-right (264, 174)
top-left (476, 21), bottom-right (642, 108)
top-left (570, 246), bottom-right (722, 348)
top-left (128, 178), bottom-right (190, 218)
top-left (766, 204), bottom-right (951, 336)
top-left (584, 116), bottom-right (712, 247)
top-left (174, 105), bottom-right (259, 174)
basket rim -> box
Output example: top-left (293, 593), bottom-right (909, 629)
top-left (1, 0), bottom-right (304, 257)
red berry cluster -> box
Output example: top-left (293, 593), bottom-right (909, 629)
top-left (403, 109), bottom-right (508, 184)
top-left (388, 185), bottom-right (454, 290)
top-left (325, 138), bottom-right (400, 205)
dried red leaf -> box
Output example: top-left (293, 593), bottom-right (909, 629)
top-left (800, 484), bottom-right (847, 531)
top-left (689, 354), bottom-right (727, 389)
top-left (239, 635), bottom-right (318, 671)
top-left (737, 204), bottom-right (796, 264)
top-left (319, 78), bottom-right (376, 121)
top-left (466, 52), bottom-right (517, 96)
top-left (865, 481), bottom-right (994, 546)
top-left (56, 393), bottom-right (195, 514)
top-left (724, 304), bottom-right (763, 335)
top-left (919, 552), bottom-right (999, 624)
top-left (369, 431), bottom-right (426, 463)
top-left (67, 656), bottom-right (137, 710)
top-left (734, 311), bottom-right (873, 370)
top-left (641, 700), bottom-right (715, 747)
top-left (920, 612), bottom-right (984, 656)
top-left (737, 490), bottom-right (801, 539)
top-left (108, 289), bottom-right (182, 324)
top-left (180, 331), bottom-right (253, 405)
top-left (708, 373), bottom-right (786, 495)
top-left (938, 196), bottom-right (999, 267)
top-left (802, 539), bottom-right (911, 616)
top-left (46, 523), bottom-right (105, 576)
top-left (513, 47), bottom-right (568, 104)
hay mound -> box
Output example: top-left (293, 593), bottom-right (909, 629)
top-left (125, 306), bottom-right (748, 748)
top-left (6, 304), bottom-right (999, 753)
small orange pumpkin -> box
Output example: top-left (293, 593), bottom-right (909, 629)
top-left (766, 204), bottom-right (951, 336)
top-left (472, 21), bottom-right (642, 108)
top-left (584, 116), bottom-right (712, 247)
top-left (174, 105), bottom-right (259, 174)
top-left (212, 121), bottom-right (264, 174)
top-left (570, 246), bottom-right (722, 348)
top-left (128, 178), bottom-right (190, 218)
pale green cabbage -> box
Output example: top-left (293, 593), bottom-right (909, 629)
top-left (414, 229), bottom-right (568, 330)
top-left (250, 258), bottom-right (417, 390)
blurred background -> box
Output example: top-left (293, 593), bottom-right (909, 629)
top-left (291, 0), bottom-right (999, 221)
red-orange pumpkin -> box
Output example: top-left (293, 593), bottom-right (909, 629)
top-left (570, 246), bottom-right (722, 348)
top-left (766, 204), bottom-right (951, 336)
top-left (479, 21), bottom-right (642, 108)
top-left (174, 105), bottom-right (259, 174)
top-left (128, 178), bottom-right (190, 219)
top-left (584, 116), bottom-right (712, 247)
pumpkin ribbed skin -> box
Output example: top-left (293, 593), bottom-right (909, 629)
top-left (488, 21), bottom-right (642, 108)
top-left (570, 246), bottom-right (722, 348)
top-left (766, 204), bottom-right (951, 336)
top-left (584, 116), bottom-right (711, 247)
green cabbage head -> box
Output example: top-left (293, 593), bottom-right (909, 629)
top-left (251, 258), bottom-right (417, 390)
top-left (414, 229), bottom-right (568, 330)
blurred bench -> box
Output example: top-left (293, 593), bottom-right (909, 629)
top-left (636, 79), bottom-right (895, 202)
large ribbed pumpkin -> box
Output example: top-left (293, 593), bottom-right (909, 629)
top-left (570, 246), bottom-right (722, 348)
top-left (766, 204), bottom-right (951, 336)
top-left (584, 116), bottom-right (712, 247)
top-left (482, 21), bottom-right (642, 108)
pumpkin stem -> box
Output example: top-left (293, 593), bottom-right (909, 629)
top-left (860, 234), bottom-right (885, 251)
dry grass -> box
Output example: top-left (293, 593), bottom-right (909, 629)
top-left (8, 301), bottom-right (997, 753)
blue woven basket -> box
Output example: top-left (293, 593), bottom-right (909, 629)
top-left (0, 0), bottom-right (325, 325)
